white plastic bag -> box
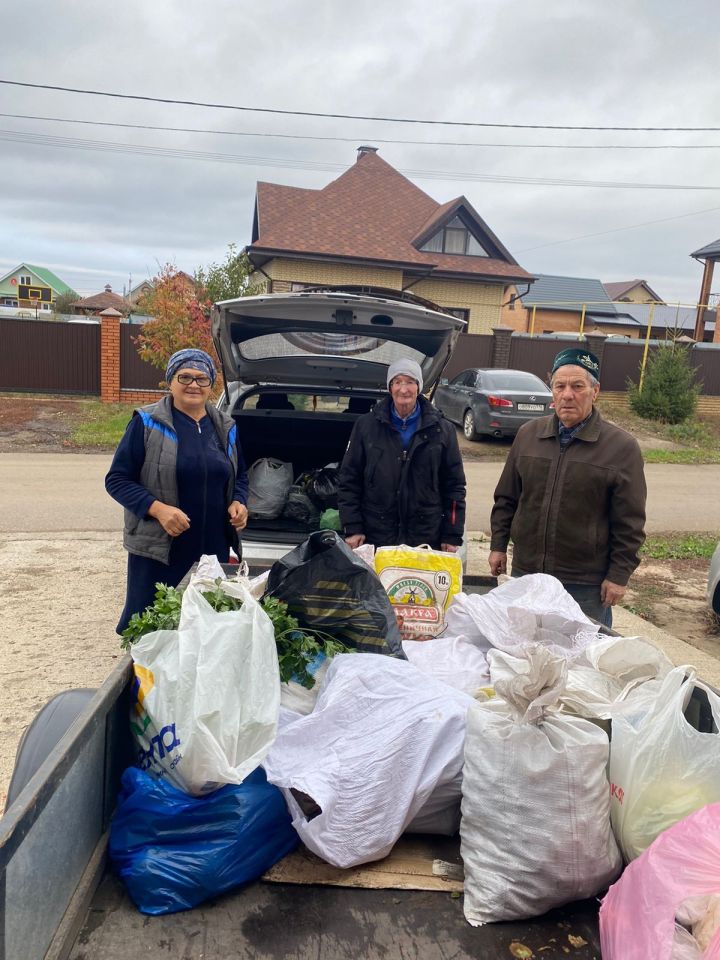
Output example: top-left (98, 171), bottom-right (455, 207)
top-left (444, 574), bottom-right (598, 658)
top-left (246, 458), bottom-right (294, 519)
top-left (130, 577), bottom-right (280, 795)
top-left (263, 654), bottom-right (474, 867)
top-left (461, 645), bottom-right (621, 925)
top-left (609, 665), bottom-right (720, 862)
top-left (279, 653), bottom-right (330, 716)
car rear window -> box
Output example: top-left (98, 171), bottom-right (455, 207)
top-left (238, 331), bottom-right (424, 366)
top-left (483, 371), bottom-right (548, 391)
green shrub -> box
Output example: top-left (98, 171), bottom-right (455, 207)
top-left (628, 343), bottom-right (700, 424)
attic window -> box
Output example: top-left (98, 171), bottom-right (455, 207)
top-left (420, 217), bottom-right (489, 257)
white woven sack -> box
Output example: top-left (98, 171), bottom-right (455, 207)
top-left (130, 577), bottom-right (280, 796)
top-left (264, 653), bottom-right (474, 867)
top-left (444, 574), bottom-right (598, 658)
top-left (461, 646), bottom-right (621, 925)
top-left (402, 635), bottom-right (489, 695)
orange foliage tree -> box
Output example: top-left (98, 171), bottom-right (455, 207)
top-left (133, 264), bottom-right (217, 384)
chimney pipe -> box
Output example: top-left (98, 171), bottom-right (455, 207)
top-left (357, 145), bottom-right (379, 159)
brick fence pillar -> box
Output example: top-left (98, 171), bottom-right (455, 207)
top-left (100, 308), bottom-right (123, 403)
top-left (491, 326), bottom-right (514, 368)
top-left (585, 330), bottom-right (608, 375)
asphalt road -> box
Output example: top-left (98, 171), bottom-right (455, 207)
top-left (0, 451), bottom-right (718, 536)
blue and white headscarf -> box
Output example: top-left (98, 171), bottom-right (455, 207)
top-left (165, 348), bottom-right (217, 385)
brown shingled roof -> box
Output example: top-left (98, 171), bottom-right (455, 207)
top-left (250, 151), bottom-right (532, 283)
top-left (71, 288), bottom-right (132, 314)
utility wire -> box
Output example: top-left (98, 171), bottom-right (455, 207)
top-left (2, 78), bottom-right (720, 132)
top-left (3, 111), bottom-right (720, 149)
top-left (5, 126), bottom-right (720, 192)
top-left (3, 127), bottom-right (720, 191)
top-left (516, 204), bottom-right (720, 252)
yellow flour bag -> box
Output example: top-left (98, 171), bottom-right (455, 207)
top-left (374, 544), bottom-right (463, 639)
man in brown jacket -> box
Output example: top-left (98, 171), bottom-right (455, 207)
top-left (489, 347), bottom-right (646, 626)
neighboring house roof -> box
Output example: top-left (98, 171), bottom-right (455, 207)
top-left (691, 238), bottom-right (720, 260)
top-left (516, 274), bottom-right (618, 314)
top-left (129, 279), bottom-right (154, 297)
top-left (603, 279), bottom-right (664, 302)
top-left (0, 262), bottom-right (75, 295)
top-left (71, 287), bottom-right (131, 313)
top-left (250, 149), bottom-right (532, 283)
top-left (586, 312), bottom-right (641, 327)
top-left (620, 302), bottom-right (716, 334)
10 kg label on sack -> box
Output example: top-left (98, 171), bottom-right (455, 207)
top-left (375, 545), bottom-right (462, 639)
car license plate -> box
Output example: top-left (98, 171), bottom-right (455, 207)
top-left (517, 403), bottom-right (544, 411)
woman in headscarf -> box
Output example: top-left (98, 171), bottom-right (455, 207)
top-left (105, 348), bottom-right (248, 633)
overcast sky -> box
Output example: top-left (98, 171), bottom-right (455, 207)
top-left (2, 0), bottom-right (720, 303)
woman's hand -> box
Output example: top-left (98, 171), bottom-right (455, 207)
top-left (148, 501), bottom-right (191, 536)
top-left (228, 501), bottom-right (249, 530)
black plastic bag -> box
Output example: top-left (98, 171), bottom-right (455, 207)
top-left (283, 486), bottom-right (321, 526)
top-left (312, 463), bottom-right (339, 507)
top-left (266, 531), bottom-right (405, 657)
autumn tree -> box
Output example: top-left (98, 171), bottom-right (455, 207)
top-left (133, 264), bottom-right (215, 380)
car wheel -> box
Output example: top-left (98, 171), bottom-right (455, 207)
top-left (463, 408), bottom-right (478, 441)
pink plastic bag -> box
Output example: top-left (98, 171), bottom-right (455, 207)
top-left (600, 803), bottom-right (720, 959)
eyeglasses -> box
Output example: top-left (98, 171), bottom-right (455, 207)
top-left (176, 373), bottom-right (212, 387)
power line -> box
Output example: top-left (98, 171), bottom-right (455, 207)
top-left (2, 78), bottom-right (720, 132)
top-left (4, 127), bottom-right (720, 192)
top-left (516, 204), bottom-right (720, 252)
top-left (3, 111), bottom-right (720, 149)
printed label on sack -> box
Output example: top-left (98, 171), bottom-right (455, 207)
top-left (383, 571), bottom-right (448, 638)
top-left (610, 782), bottom-right (625, 805)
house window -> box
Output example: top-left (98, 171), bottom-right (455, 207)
top-left (20, 274), bottom-right (31, 285)
top-left (420, 217), bottom-right (489, 257)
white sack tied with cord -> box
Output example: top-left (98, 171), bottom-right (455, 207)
top-left (130, 574), bottom-right (280, 796)
top-left (263, 653), bottom-right (474, 867)
top-left (444, 574), bottom-right (599, 658)
top-left (461, 645), bottom-right (622, 926)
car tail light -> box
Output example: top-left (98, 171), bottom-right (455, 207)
top-left (549, 401), bottom-right (555, 409)
top-left (487, 395), bottom-right (514, 409)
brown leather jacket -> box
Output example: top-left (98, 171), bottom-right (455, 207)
top-left (490, 408), bottom-right (646, 586)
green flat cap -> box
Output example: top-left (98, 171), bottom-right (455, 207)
top-left (551, 347), bottom-right (600, 377)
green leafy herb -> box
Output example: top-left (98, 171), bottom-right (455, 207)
top-left (120, 583), bottom-right (183, 650)
top-left (119, 580), bottom-right (353, 687)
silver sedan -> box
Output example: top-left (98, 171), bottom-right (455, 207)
top-left (433, 368), bottom-right (554, 440)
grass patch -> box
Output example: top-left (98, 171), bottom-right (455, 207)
top-left (70, 402), bottom-right (137, 448)
top-left (643, 448), bottom-right (720, 464)
top-left (641, 533), bottom-right (719, 560)
top-left (621, 583), bottom-right (663, 621)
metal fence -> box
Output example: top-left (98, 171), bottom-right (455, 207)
top-left (445, 331), bottom-right (720, 396)
top-left (444, 333), bottom-right (493, 379)
top-left (120, 324), bottom-right (163, 390)
top-left (0, 317), bottom-right (100, 394)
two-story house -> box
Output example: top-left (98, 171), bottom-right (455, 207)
top-left (246, 146), bottom-right (533, 333)
top-left (0, 263), bottom-right (74, 312)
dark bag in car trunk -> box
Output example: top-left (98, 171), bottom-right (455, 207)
top-left (266, 531), bottom-right (405, 657)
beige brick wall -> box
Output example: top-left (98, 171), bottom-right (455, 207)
top-left (411, 279), bottom-right (504, 333)
top-left (613, 284), bottom-right (660, 304)
top-left (264, 258), bottom-right (403, 289)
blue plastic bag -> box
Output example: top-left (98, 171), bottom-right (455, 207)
top-left (109, 766), bottom-right (299, 915)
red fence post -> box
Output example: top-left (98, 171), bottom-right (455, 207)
top-left (100, 308), bottom-right (123, 403)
